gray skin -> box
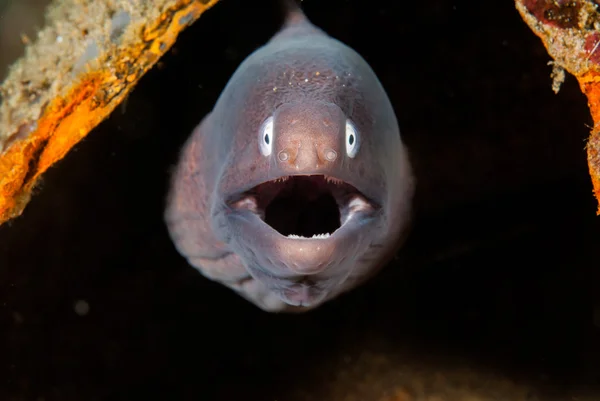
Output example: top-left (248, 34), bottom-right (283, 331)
top-left (164, 6), bottom-right (414, 313)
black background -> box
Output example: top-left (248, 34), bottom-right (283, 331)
top-left (1, 0), bottom-right (599, 399)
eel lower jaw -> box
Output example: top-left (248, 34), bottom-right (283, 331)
top-left (228, 174), bottom-right (377, 240)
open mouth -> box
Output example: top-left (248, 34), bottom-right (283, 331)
top-left (229, 175), bottom-right (376, 238)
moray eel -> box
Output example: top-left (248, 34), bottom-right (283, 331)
top-left (164, 1), bottom-right (414, 313)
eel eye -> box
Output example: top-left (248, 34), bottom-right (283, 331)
top-left (259, 116), bottom-right (274, 156)
top-left (345, 119), bottom-right (359, 158)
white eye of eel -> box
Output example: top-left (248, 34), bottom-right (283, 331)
top-left (259, 116), bottom-right (274, 156)
top-left (345, 119), bottom-right (359, 158)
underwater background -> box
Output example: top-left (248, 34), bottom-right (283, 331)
top-left (0, 0), bottom-right (599, 399)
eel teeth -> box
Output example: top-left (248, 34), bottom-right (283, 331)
top-left (274, 176), bottom-right (290, 183)
top-left (287, 233), bottom-right (331, 239)
top-left (324, 175), bottom-right (344, 185)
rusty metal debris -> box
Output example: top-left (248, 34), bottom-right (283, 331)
top-left (516, 0), bottom-right (600, 213)
top-left (0, 0), bottom-right (220, 225)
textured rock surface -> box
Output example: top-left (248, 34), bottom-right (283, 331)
top-left (516, 0), bottom-right (600, 213)
top-left (0, 0), bottom-right (219, 224)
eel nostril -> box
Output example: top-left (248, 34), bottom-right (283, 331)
top-left (324, 149), bottom-right (337, 162)
top-left (278, 150), bottom-right (289, 162)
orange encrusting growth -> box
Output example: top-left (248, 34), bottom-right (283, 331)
top-left (515, 0), bottom-right (600, 214)
top-left (580, 70), bottom-right (600, 206)
top-left (0, 0), bottom-right (220, 225)
top-left (0, 74), bottom-right (103, 224)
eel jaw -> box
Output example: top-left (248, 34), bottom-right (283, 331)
top-left (228, 174), bottom-right (376, 239)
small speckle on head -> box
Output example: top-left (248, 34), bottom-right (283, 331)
top-left (315, 71), bottom-right (320, 76)
top-left (322, 118), bottom-right (331, 127)
top-left (273, 87), bottom-right (278, 92)
top-left (304, 78), bottom-right (309, 82)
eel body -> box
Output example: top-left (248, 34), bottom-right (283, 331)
top-left (165, 2), bottom-right (414, 312)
